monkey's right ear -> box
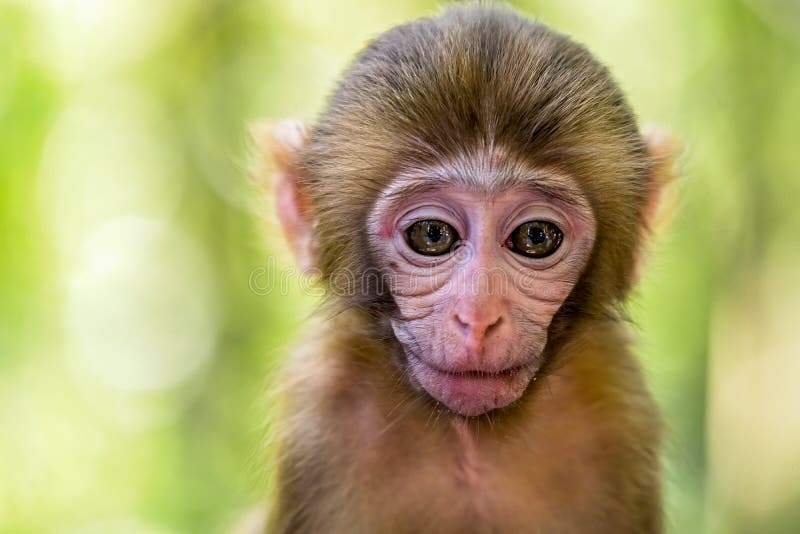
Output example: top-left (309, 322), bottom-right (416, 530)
top-left (251, 119), bottom-right (317, 272)
top-left (631, 125), bottom-right (680, 285)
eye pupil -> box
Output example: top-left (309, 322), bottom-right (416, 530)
top-left (509, 220), bottom-right (563, 258)
top-left (406, 220), bottom-right (458, 256)
top-left (527, 225), bottom-right (546, 245)
top-left (427, 224), bottom-right (442, 243)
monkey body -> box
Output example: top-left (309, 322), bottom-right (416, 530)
top-left (268, 313), bottom-right (660, 533)
top-left (255, 5), bottom-right (674, 533)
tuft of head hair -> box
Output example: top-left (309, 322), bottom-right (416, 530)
top-left (298, 4), bottom-right (649, 318)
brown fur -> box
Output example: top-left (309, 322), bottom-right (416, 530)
top-left (266, 313), bottom-right (661, 533)
top-left (254, 4), bottom-right (666, 533)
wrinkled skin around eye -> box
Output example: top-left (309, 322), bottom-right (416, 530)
top-left (369, 182), bottom-right (596, 417)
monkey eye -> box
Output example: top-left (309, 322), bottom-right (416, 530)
top-left (508, 220), bottom-right (563, 258)
top-left (405, 219), bottom-right (459, 256)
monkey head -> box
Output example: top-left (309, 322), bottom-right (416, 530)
top-left (257, 5), bottom-right (674, 417)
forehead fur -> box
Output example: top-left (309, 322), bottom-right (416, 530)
top-left (301, 3), bottom-right (650, 305)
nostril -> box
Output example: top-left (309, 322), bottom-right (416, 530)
top-left (454, 313), bottom-right (470, 332)
top-left (485, 315), bottom-right (502, 335)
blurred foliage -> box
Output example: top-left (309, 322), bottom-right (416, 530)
top-left (0, 0), bottom-right (798, 532)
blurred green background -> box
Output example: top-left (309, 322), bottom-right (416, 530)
top-left (1, 0), bottom-right (799, 532)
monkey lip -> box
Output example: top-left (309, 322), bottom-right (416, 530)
top-left (408, 353), bottom-right (536, 417)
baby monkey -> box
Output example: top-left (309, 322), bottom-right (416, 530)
top-left (253, 4), bottom-right (675, 533)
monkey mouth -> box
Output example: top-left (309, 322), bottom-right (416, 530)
top-left (407, 352), bottom-right (536, 417)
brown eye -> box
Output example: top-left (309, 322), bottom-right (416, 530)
top-left (508, 220), bottom-right (563, 258)
top-left (405, 220), bottom-right (458, 256)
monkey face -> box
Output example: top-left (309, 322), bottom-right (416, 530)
top-left (368, 158), bottom-right (596, 417)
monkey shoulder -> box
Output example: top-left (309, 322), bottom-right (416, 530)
top-left (269, 317), bottom-right (452, 532)
top-left (520, 319), bottom-right (663, 531)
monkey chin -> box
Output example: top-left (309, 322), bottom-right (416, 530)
top-left (407, 353), bottom-right (537, 417)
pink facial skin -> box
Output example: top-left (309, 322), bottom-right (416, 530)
top-left (369, 173), bottom-right (596, 417)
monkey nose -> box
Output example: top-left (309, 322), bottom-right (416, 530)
top-left (453, 308), bottom-right (504, 350)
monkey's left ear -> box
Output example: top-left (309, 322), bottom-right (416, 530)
top-left (251, 119), bottom-right (317, 272)
top-left (634, 125), bottom-right (680, 283)
top-left (642, 125), bottom-right (679, 232)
